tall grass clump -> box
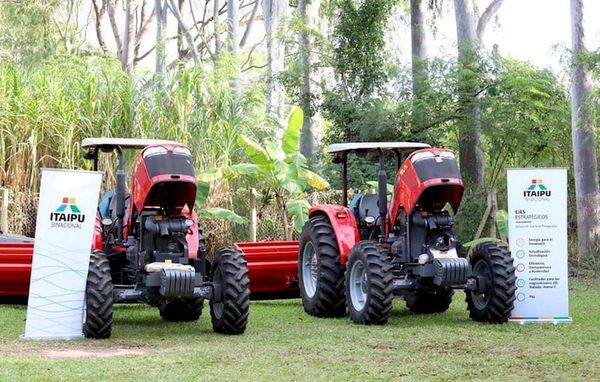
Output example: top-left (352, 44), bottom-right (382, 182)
top-left (0, 54), bottom-right (271, 195)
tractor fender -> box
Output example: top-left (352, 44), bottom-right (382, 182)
top-left (92, 214), bottom-right (104, 251)
top-left (308, 204), bottom-right (360, 266)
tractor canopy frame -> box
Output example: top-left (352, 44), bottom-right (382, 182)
top-left (82, 138), bottom-right (181, 243)
top-left (327, 142), bottom-right (431, 236)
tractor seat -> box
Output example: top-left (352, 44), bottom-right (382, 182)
top-left (358, 193), bottom-right (379, 223)
top-left (349, 192), bottom-right (363, 220)
top-left (98, 192), bottom-right (115, 219)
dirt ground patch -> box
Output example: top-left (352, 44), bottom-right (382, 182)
top-left (42, 347), bottom-right (148, 359)
top-left (0, 343), bottom-right (150, 359)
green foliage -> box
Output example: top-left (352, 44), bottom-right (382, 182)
top-left (332, 0), bottom-right (394, 99)
top-left (232, 107), bottom-right (329, 236)
top-left (0, 0), bottom-right (62, 64)
top-left (496, 209), bottom-right (508, 240)
top-left (198, 107), bottom-right (329, 236)
top-left (0, 54), bottom-right (270, 232)
top-left (462, 237), bottom-right (502, 251)
top-left (287, 199), bottom-right (311, 232)
top-left (453, 188), bottom-right (487, 242)
top-left (199, 208), bottom-right (246, 224)
top-left (282, 107), bottom-right (303, 155)
top-left (481, 56), bottom-right (572, 187)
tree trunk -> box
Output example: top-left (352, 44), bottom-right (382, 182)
top-left (177, 0), bottom-right (185, 60)
top-left (91, 0), bottom-right (108, 54)
top-left (453, 0), bottom-right (484, 187)
top-left (155, 0), bottom-right (167, 77)
top-left (264, 0), bottom-right (288, 129)
top-left (214, 0), bottom-right (221, 55)
top-left (107, 0), bottom-right (123, 59)
top-left (298, 0), bottom-right (315, 157)
top-left (168, 0), bottom-right (199, 64)
top-left (122, 0), bottom-right (136, 74)
top-left (227, 0), bottom-right (241, 96)
top-left (410, 0), bottom-right (428, 132)
top-left (570, 0), bottom-right (600, 258)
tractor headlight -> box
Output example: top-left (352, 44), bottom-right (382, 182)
top-left (411, 151), bottom-right (435, 163)
top-left (143, 146), bottom-right (168, 158)
top-left (418, 254), bottom-right (430, 264)
top-left (173, 147), bottom-right (192, 156)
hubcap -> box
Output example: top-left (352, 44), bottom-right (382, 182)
top-left (349, 260), bottom-right (368, 311)
top-left (471, 259), bottom-right (492, 309)
top-left (302, 242), bottom-right (318, 298)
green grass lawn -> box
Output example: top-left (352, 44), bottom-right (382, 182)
top-left (1, 278), bottom-right (599, 381)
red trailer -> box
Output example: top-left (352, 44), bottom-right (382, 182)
top-left (0, 235), bottom-right (34, 297)
top-left (0, 236), bottom-right (299, 299)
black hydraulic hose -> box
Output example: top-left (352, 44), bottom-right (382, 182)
top-left (377, 148), bottom-right (387, 237)
top-left (116, 147), bottom-right (125, 243)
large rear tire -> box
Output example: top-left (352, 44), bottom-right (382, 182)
top-left (405, 288), bottom-right (454, 314)
top-left (159, 297), bottom-right (204, 322)
top-left (298, 216), bottom-right (346, 317)
top-left (345, 241), bottom-right (393, 325)
top-left (83, 250), bottom-right (113, 339)
top-left (466, 242), bottom-right (516, 323)
top-left (210, 247), bottom-right (250, 334)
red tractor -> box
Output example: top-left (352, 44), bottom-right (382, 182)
top-left (81, 138), bottom-right (250, 338)
top-left (298, 142), bottom-right (516, 324)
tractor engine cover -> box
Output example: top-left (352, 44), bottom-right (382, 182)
top-left (432, 257), bottom-right (470, 287)
top-left (159, 268), bottom-right (195, 298)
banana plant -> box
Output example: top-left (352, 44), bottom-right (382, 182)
top-left (197, 106), bottom-right (329, 239)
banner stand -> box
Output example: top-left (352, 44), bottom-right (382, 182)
top-left (22, 168), bottom-right (103, 340)
top-left (507, 168), bottom-right (572, 325)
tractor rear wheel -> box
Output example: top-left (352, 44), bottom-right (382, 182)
top-left (210, 247), bottom-right (250, 334)
top-left (83, 250), bottom-right (113, 339)
top-left (298, 216), bottom-right (346, 317)
top-left (466, 242), bottom-right (516, 323)
top-left (159, 297), bottom-right (204, 322)
top-left (345, 241), bottom-right (393, 325)
top-left (405, 288), bottom-right (454, 314)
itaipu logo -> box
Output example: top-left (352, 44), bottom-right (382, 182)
top-left (49, 197), bottom-right (86, 229)
top-left (523, 179), bottom-right (551, 199)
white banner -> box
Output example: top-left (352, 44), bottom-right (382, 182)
top-left (507, 168), bottom-right (571, 324)
top-left (24, 169), bottom-right (103, 339)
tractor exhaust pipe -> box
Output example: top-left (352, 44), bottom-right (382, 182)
top-left (116, 147), bottom-right (125, 243)
top-left (377, 149), bottom-right (387, 237)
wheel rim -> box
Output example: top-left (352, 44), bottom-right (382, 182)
top-left (471, 259), bottom-right (492, 310)
top-left (302, 242), bottom-right (318, 298)
top-left (349, 259), bottom-right (368, 311)
top-left (213, 266), bottom-right (224, 318)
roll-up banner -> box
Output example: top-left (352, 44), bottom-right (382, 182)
top-left (507, 168), bottom-right (571, 324)
top-left (23, 168), bottom-right (103, 340)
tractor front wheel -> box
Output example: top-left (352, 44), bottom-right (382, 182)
top-left (83, 250), bottom-right (113, 339)
top-left (404, 288), bottom-right (454, 314)
top-left (159, 297), bottom-right (204, 322)
top-left (298, 216), bottom-right (346, 317)
top-left (345, 241), bottom-right (393, 325)
top-left (210, 247), bottom-right (250, 334)
top-left (466, 242), bottom-right (516, 323)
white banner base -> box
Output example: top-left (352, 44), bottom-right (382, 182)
top-left (23, 168), bottom-right (103, 340)
top-left (509, 317), bottom-right (572, 325)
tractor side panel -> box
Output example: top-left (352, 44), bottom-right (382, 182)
top-left (309, 204), bottom-right (360, 265)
